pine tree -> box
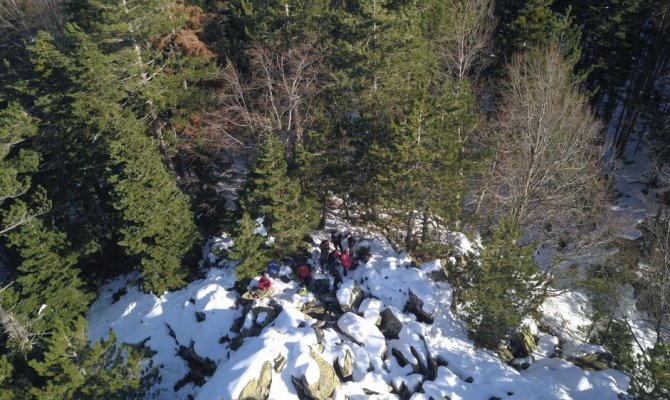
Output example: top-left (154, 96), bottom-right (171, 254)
top-left (0, 103), bottom-right (49, 235)
top-left (230, 212), bottom-right (270, 280)
top-left (630, 343), bottom-right (670, 399)
top-left (501, 0), bottom-right (581, 64)
top-left (109, 130), bottom-right (199, 294)
top-left (26, 28), bottom-right (201, 292)
top-left (459, 217), bottom-right (546, 348)
top-left (26, 30), bottom-right (126, 264)
top-left (67, 0), bottom-right (214, 155)
top-left (6, 219), bottom-right (92, 334)
top-left (240, 135), bottom-right (318, 257)
top-left (28, 316), bottom-right (154, 399)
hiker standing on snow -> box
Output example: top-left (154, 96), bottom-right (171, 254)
top-left (346, 233), bottom-right (355, 255)
top-left (341, 251), bottom-right (353, 276)
top-left (331, 230), bottom-right (344, 252)
top-left (319, 239), bottom-right (330, 266)
top-left (325, 250), bottom-right (343, 285)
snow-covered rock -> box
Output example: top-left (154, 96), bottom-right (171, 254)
top-left (336, 279), bottom-right (363, 313)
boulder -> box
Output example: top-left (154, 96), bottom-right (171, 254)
top-left (496, 345), bottom-right (514, 364)
top-left (337, 279), bottom-right (364, 313)
top-left (292, 349), bottom-right (339, 400)
top-left (254, 306), bottom-right (278, 328)
top-left (404, 290), bottom-right (434, 324)
top-left (173, 345), bottom-right (216, 391)
top-left (568, 352), bottom-right (614, 371)
top-left (273, 354), bottom-right (286, 373)
top-left (335, 349), bottom-right (353, 379)
top-left (337, 312), bottom-right (386, 367)
top-left (238, 360), bottom-right (273, 400)
top-left (239, 305), bottom-right (280, 339)
top-left (510, 325), bottom-right (537, 357)
top-left (195, 311), bottom-right (206, 322)
top-left (379, 308), bottom-right (403, 340)
top-left (392, 347), bottom-right (410, 367)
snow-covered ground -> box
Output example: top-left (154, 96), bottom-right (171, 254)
top-left (88, 220), bottom-right (630, 400)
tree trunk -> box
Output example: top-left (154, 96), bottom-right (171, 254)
top-left (405, 210), bottom-right (415, 252)
top-left (421, 206), bottom-right (430, 251)
top-left (0, 304), bottom-right (31, 352)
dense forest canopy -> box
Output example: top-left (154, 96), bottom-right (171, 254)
top-left (0, 0), bottom-right (669, 398)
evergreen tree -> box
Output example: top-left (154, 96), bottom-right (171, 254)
top-left (0, 103), bottom-right (49, 235)
top-left (26, 28), bottom-right (200, 292)
top-left (220, 0), bottom-right (333, 63)
top-left (556, 0), bottom-right (649, 100)
top-left (6, 219), bottom-right (92, 335)
top-left (501, 0), bottom-right (581, 64)
top-left (240, 135), bottom-right (318, 257)
top-left (109, 130), bottom-right (199, 294)
top-left (230, 212), bottom-right (270, 280)
top-left (372, 81), bottom-right (476, 253)
top-left (459, 217), bottom-right (546, 348)
top-left (630, 343), bottom-right (670, 399)
top-left (25, 29), bottom-right (130, 269)
top-left (67, 0), bottom-right (214, 150)
top-left (28, 316), bottom-right (154, 399)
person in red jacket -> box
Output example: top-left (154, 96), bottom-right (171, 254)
top-left (296, 264), bottom-right (311, 282)
top-left (341, 252), bottom-right (352, 276)
top-left (258, 274), bottom-right (272, 291)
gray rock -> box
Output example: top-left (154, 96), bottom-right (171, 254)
top-left (337, 281), bottom-right (364, 314)
top-left (238, 360), bottom-right (273, 400)
top-left (273, 354), bottom-right (286, 373)
top-left (292, 348), bottom-right (339, 400)
top-left (497, 345), bottom-right (514, 364)
top-left (195, 311), bottom-right (206, 322)
top-left (379, 308), bottom-right (403, 340)
top-left (404, 290), bottom-right (434, 324)
top-left (568, 352), bottom-right (614, 371)
top-left (510, 325), bottom-right (537, 357)
top-left (392, 348), bottom-right (410, 367)
top-left (173, 345), bottom-right (216, 391)
top-left (335, 349), bottom-right (353, 379)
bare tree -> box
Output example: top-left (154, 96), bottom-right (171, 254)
top-left (204, 38), bottom-right (331, 156)
top-left (637, 167), bottom-right (670, 344)
top-left (479, 46), bottom-right (617, 267)
top-left (439, 0), bottom-right (496, 82)
top-left (0, 0), bottom-right (63, 49)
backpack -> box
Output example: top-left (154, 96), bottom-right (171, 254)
top-left (266, 261), bottom-right (280, 276)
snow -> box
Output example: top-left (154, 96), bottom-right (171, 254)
top-left (87, 220), bottom-right (631, 400)
top-left (359, 297), bottom-right (383, 322)
top-left (338, 312), bottom-right (386, 371)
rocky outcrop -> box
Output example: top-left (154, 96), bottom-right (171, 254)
top-left (568, 352), bottom-right (614, 371)
top-left (404, 290), bottom-right (434, 324)
top-left (238, 360), bottom-right (272, 400)
top-left (291, 349), bottom-right (339, 400)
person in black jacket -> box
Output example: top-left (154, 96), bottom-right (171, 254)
top-left (331, 230), bottom-right (344, 252)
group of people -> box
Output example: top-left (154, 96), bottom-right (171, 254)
top-left (251, 230), bottom-right (371, 296)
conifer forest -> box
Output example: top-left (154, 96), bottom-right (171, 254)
top-left (0, 0), bottom-right (669, 399)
